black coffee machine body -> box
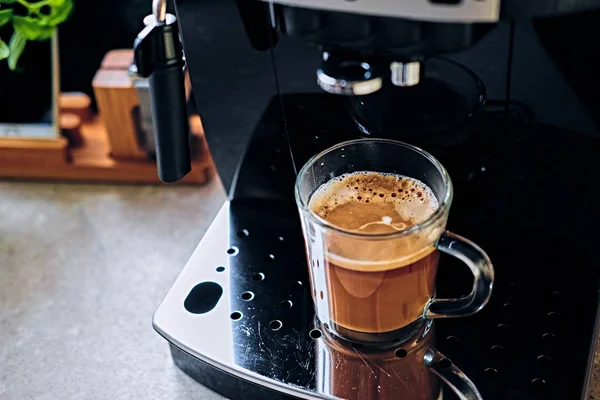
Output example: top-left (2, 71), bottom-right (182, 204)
top-left (145, 1), bottom-right (600, 399)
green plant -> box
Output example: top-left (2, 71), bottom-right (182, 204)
top-left (0, 0), bottom-right (73, 70)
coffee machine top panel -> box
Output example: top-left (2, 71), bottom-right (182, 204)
top-left (261, 0), bottom-right (500, 22)
top-left (261, 0), bottom-right (600, 22)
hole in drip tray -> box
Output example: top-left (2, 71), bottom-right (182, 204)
top-left (184, 282), bottom-right (223, 314)
top-left (551, 291), bottom-right (563, 303)
top-left (485, 368), bottom-right (498, 379)
top-left (264, 254), bottom-right (275, 262)
top-left (227, 247), bottom-right (239, 256)
top-left (216, 266), bottom-right (225, 272)
top-left (230, 311), bottom-right (243, 321)
top-left (503, 303), bottom-right (515, 315)
top-left (241, 291), bottom-right (254, 301)
top-left (439, 358), bottom-right (452, 368)
top-left (542, 333), bottom-right (556, 344)
top-left (537, 355), bottom-right (551, 366)
top-left (269, 320), bottom-right (282, 331)
top-left (446, 336), bottom-right (460, 346)
top-left (280, 300), bottom-right (293, 309)
top-left (531, 378), bottom-right (546, 390)
top-left (294, 280), bottom-right (303, 288)
top-left (252, 272), bottom-right (265, 282)
top-left (547, 311), bottom-right (562, 322)
top-left (278, 236), bottom-right (285, 241)
top-left (237, 229), bottom-right (249, 237)
top-left (309, 329), bottom-right (322, 339)
top-left (395, 349), bottom-right (408, 359)
top-left (491, 345), bottom-right (504, 356)
top-left (497, 324), bottom-right (511, 336)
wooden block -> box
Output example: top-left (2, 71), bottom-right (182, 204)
top-left (60, 113), bottom-right (84, 147)
top-left (60, 113), bottom-right (81, 130)
top-left (92, 69), bottom-right (146, 160)
top-left (59, 92), bottom-right (92, 122)
top-left (0, 137), bottom-right (68, 168)
top-left (92, 68), bottom-right (132, 89)
top-left (101, 49), bottom-right (134, 70)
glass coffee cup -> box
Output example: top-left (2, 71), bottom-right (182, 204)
top-left (295, 138), bottom-right (494, 344)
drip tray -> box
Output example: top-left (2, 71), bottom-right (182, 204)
top-left (154, 122), bottom-right (600, 399)
top-left (154, 199), bottom-right (599, 400)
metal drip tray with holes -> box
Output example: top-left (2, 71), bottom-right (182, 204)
top-left (154, 113), bottom-right (600, 399)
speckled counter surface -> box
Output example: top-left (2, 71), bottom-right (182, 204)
top-left (0, 180), bottom-right (227, 400)
top-left (0, 180), bottom-right (598, 400)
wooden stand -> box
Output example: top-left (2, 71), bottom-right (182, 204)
top-left (0, 51), bottom-right (214, 185)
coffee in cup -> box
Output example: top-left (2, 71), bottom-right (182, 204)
top-left (308, 171), bottom-right (440, 334)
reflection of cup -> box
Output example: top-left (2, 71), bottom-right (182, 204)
top-left (295, 139), bottom-right (494, 344)
top-left (316, 322), bottom-right (481, 400)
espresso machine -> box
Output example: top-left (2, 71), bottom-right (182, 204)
top-left (134, 1), bottom-right (600, 398)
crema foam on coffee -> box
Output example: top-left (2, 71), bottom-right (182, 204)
top-left (309, 171), bottom-right (438, 235)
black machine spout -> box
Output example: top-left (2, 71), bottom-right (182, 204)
top-left (133, 0), bottom-right (191, 183)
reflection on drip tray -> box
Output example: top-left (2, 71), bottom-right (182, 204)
top-left (315, 319), bottom-right (482, 400)
top-left (318, 322), bottom-right (441, 400)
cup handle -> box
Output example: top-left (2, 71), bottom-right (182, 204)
top-left (425, 231), bottom-right (494, 319)
top-left (424, 348), bottom-right (483, 400)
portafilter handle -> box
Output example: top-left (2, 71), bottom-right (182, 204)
top-left (133, 0), bottom-right (191, 183)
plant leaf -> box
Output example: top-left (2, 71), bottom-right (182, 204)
top-left (48, 0), bottom-right (71, 7)
top-left (8, 30), bottom-right (26, 70)
top-left (0, 9), bottom-right (12, 27)
top-left (13, 15), bottom-right (54, 40)
top-left (0, 38), bottom-right (8, 60)
top-left (46, 0), bottom-right (73, 26)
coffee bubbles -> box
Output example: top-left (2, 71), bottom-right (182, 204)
top-left (309, 171), bottom-right (438, 234)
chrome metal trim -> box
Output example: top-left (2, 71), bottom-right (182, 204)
top-left (391, 61), bottom-right (421, 87)
top-left (262, 0), bottom-right (500, 23)
top-left (316, 69), bottom-right (383, 95)
top-left (152, 202), bottom-right (334, 399)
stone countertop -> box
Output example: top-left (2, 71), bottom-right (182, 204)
top-left (0, 180), bottom-right (598, 400)
top-left (0, 180), bottom-right (227, 400)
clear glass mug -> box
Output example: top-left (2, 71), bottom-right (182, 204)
top-left (295, 138), bottom-right (494, 344)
